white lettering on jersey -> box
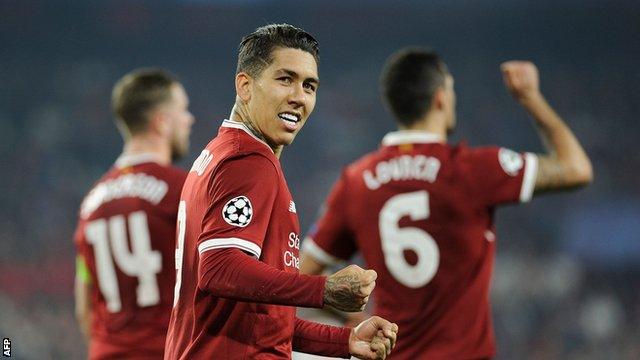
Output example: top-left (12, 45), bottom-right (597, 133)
top-left (190, 150), bottom-right (213, 176)
top-left (284, 232), bottom-right (300, 269)
top-left (498, 148), bottom-right (523, 176)
top-left (288, 232), bottom-right (300, 249)
top-left (363, 155), bottom-right (441, 190)
top-left (81, 174), bottom-right (168, 219)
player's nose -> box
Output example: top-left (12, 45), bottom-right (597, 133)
top-left (287, 83), bottom-right (306, 107)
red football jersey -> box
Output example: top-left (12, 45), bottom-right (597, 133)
top-left (74, 154), bottom-right (187, 360)
top-left (165, 120), bottom-right (308, 359)
top-left (305, 131), bottom-right (538, 359)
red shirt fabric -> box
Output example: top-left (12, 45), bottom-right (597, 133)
top-left (304, 130), bottom-right (538, 360)
top-left (74, 154), bottom-right (187, 360)
top-left (165, 120), bottom-right (350, 360)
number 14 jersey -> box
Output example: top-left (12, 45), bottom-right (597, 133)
top-left (74, 154), bottom-right (187, 359)
top-left (304, 131), bottom-right (538, 360)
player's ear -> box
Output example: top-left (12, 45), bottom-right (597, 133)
top-left (236, 72), bottom-right (252, 102)
top-left (148, 110), bottom-right (169, 136)
top-left (432, 87), bottom-right (446, 111)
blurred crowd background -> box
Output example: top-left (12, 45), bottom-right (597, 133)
top-left (1, 1), bottom-right (639, 359)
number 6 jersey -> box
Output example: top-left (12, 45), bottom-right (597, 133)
top-left (304, 131), bottom-right (538, 360)
top-left (74, 153), bottom-right (187, 360)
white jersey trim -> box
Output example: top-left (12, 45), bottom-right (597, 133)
top-left (115, 153), bottom-right (163, 168)
top-left (302, 237), bottom-right (343, 266)
top-left (381, 130), bottom-right (444, 146)
top-left (519, 152), bottom-right (538, 203)
top-left (221, 119), bottom-right (273, 153)
top-left (198, 238), bottom-right (262, 259)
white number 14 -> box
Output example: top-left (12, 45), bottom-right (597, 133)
top-left (85, 211), bottom-right (162, 312)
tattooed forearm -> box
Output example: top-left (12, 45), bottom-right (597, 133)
top-left (324, 273), bottom-right (365, 312)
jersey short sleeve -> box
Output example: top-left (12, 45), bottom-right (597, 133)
top-left (197, 153), bottom-right (278, 259)
top-left (460, 146), bottom-right (538, 206)
top-left (304, 171), bottom-right (357, 265)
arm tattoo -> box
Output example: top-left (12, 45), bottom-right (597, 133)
top-left (324, 273), bottom-right (363, 312)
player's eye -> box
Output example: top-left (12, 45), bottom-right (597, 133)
top-left (277, 76), bottom-right (292, 84)
top-left (303, 82), bottom-right (316, 93)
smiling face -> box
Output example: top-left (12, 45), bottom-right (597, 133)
top-left (238, 47), bottom-right (319, 150)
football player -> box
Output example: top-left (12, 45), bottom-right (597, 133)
top-left (164, 24), bottom-right (398, 360)
top-left (74, 68), bottom-right (193, 359)
top-left (301, 48), bottom-right (592, 359)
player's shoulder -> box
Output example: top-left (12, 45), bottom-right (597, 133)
top-left (213, 120), bottom-right (275, 158)
top-left (217, 151), bottom-right (279, 181)
top-left (447, 143), bottom-right (525, 182)
top-left (82, 166), bottom-right (120, 199)
top-left (187, 138), bottom-right (279, 186)
top-left (448, 142), bottom-right (503, 164)
top-left (209, 123), bottom-right (279, 173)
top-left (343, 148), bottom-right (385, 178)
top-left (79, 162), bottom-right (183, 220)
top-left (140, 162), bottom-right (188, 181)
top-left (158, 163), bottom-right (189, 185)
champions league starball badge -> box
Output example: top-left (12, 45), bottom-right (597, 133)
top-left (498, 148), bottom-right (524, 176)
top-left (222, 196), bottom-right (253, 227)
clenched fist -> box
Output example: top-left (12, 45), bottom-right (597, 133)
top-left (324, 265), bottom-right (377, 312)
top-left (349, 316), bottom-right (399, 360)
top-left (501, 61), bottom-right (541, 102)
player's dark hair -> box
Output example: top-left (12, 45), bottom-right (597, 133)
top-left (237, 23), bottom-right (319, 77)
top-left (111, 68), bottom-right (178, 136)
top-left (380, 47), bottom-right (449, 127)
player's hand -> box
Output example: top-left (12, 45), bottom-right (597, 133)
top-left (324, 265), bottom-right (377, 312)
top-left (501, 61), bottom-right (541, 102)
top-left (349, 316), bottom-right (398, 360)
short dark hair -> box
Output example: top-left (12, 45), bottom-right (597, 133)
top-left (380, 48), bottom-right (449, 127)
top-left (237, 23), bottom-right (319, 77)
top-left (111, 68), bottom-right (178, 136)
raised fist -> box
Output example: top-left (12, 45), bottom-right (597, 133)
top-left (324, 265), bottom-right (377, 312)
top-left (501, 61), bottom-right (540, 101)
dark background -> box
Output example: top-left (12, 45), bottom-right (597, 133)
top-left (0, 0), bottom-right (638, 358)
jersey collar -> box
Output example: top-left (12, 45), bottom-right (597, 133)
top-left (221, 119), bottom-right (273, 153)
top-left (381, 130), bottom-right (444, 146)
top-left (115, 153), bottom-right (163, 168)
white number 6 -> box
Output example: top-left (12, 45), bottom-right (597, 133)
top-left (379, 191), bottom-right (439, 288)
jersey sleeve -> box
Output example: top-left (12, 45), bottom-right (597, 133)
top-left (198, 153), bottom-right (278, 259)
top-left (303, 171), bottom-right (357, 265)
top-left (198, 248), bottom-right (326, 308)
top-left (292, 317), bottom-right (351, 358)
top-left (459, 146), bottom-right (538, 206)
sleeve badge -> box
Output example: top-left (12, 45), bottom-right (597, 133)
top-left (222, 195), bottom-right (253, 227)
top-left (498, 148), bottom-right (524, 176)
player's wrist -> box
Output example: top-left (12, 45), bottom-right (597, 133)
top-left (516, 91), bottom-right (544, 106)
top-left (346, 326), bottom-right (358, 356)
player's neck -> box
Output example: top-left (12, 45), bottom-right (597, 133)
top-left (230, 104), bottom-right (284, 158)
top-left (122, 134), bottom-right (171, 165)
top-left (399, 114), bottom-right (448, 140)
